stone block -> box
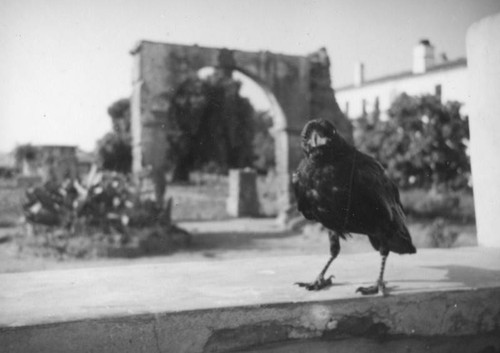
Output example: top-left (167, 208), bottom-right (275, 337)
top-left (226, 168), bottom-right (259, 217)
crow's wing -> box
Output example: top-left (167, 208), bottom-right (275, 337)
top-left (354, 151), bottom-right (416, 253)
top-left (293, 161), bottom-right (317, 221)
top-left (355, 151), bottom-right (405, 223)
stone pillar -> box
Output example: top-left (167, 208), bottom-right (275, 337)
top-left (466, 12), bottom-right (500, 247)
top-left (130, 80), bottom-right (143, 177)
top-left (226, 169), bottom-right (259, 217)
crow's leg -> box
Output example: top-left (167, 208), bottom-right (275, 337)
top-left (356, 248), bottom-right (389, 296)
top-left (296, 230), bottom-right (339, 291)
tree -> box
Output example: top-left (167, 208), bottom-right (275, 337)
top-left (107, 98), bottom-right (131, 137)
top-left (97, 132), bottom-right (132, 174)
top-left (97, 98), bottom-right (132, 174)
top-left (355, 93), bottom-right (470, 191)
top-left (167, 70), bottom-right (264, 181)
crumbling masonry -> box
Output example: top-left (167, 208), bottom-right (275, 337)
top-left (130, 41), bottom-right (352, 215)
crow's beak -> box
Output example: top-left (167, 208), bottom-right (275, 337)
top-left (309, 131), bottom-right (327, 148)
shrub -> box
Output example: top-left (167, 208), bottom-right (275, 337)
top-left (355, 93), bottom-right (470, 191)
top-left (427, 218), bottom-right (459, 248)
top-left (96, 133), bottom-right (132, 174)
top-left (19, 173), bottom-right (190, 259)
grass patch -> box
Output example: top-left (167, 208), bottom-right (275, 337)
top-left (400, 189), bottom-right (475, 223)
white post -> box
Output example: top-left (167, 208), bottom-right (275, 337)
top-left (466, 12), bottom-right (500, 247)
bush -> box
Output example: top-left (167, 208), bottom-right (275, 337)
top-left (19, 172), bottom-right (191, 259)
top-left (426, 218), bottom-right (459, 248)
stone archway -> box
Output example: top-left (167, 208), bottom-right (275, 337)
top-left (130, 41), bottom-right (351, 214)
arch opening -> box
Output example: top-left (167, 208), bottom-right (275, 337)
top-left (164, 66), bottom-right (289, 216)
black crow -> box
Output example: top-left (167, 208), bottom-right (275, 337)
top-left (293, 118), bottom-right (416, 295)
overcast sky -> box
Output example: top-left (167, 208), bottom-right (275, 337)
top-left (1, 0), bottom-right (499, 152)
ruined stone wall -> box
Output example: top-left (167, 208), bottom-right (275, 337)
top-left (130, 42), bottom-right (313, 176)
top-left (130, 41), bottom-right (352, 212)
top-left (131, 42), bottom-right (218, 177)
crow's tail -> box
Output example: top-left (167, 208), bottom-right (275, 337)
top-left (388, 221), bottom-right (416, 254)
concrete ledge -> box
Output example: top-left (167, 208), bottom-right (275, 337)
top-left (1, 247), bottom-right (500, 352)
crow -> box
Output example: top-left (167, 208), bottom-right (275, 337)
top-left (293, 118), bottom-right (416, 295)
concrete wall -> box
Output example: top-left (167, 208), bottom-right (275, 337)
top-left (2, 248), bottom-right (500, 352)
top-left (466, 12), bottom-right (500, 248)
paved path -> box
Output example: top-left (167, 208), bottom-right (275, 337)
top-left (1, 246), bottom-right (499, 327)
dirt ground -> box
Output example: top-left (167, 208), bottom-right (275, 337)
top-left (0, 181), bottom-right (477, 274)
top-left (0, 217), bottom-right (476, 274)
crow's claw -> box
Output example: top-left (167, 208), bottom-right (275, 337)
top-left (295, 275), bottom-right (334, 291)
top-left (356, 280), bottom-right (387, 296)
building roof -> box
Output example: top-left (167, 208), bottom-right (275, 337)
top-left (37, 144), bottom-right (78, 150)
top-left (76, 149), bottom-right (96, 164)
top-left (336, 57), bottom-right (467, 92)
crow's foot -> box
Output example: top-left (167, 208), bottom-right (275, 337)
top-left (356, 280), bottom-right (387, 296)
top-left (295, 275), bottom-right (334, 291)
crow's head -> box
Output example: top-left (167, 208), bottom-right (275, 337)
top-left (301, 119), bottom-right (346, 158)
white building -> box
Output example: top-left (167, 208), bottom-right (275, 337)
top-left (335, 40), bottom-right (468, 120)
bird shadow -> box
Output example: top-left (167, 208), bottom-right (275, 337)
top-left (294, 281), bottom-right (351, 291)
top-left (298, 264), bottom-right (500, 297)
top-left (381, 264), bottom-right (500, 295)
top-left (425, 264), bottom-right (500, 288)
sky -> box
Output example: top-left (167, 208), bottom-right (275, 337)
top-left (1, 0), bottom-right (499, 152)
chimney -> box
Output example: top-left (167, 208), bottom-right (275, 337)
top-left (354, 61), bottom-right (365, 87)
top-left (413, 39), bottom-right (435, 74)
